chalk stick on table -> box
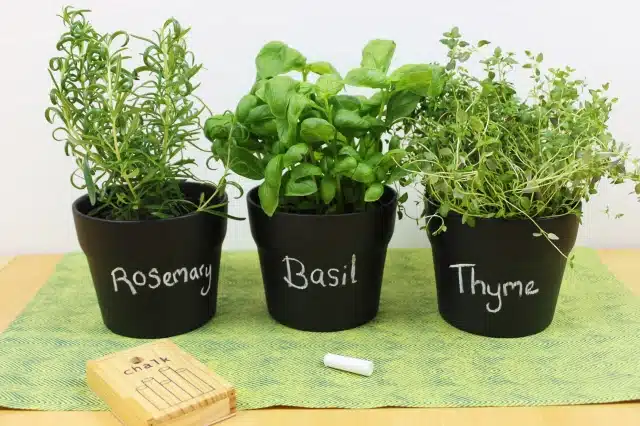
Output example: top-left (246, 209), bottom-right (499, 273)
top-left (323, 353), bottom-right (374, 376)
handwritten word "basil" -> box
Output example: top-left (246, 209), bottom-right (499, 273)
top-left (283, 254), bottom-right (357, 290)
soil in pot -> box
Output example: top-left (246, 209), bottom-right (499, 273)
top-left (72, 181), bottom-right (228, 339)
top-left (427, 209), bottom-right (579, 338)
top-left (247, 185), bottom-right (397, 332)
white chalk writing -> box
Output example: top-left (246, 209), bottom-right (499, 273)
top-left (449, 264), bottom-right (538, 313)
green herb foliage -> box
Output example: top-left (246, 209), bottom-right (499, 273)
top-left (205, 40), bottom-right (440, 216)
top-left (402, 28), bottom-right (640, 234)
top-left (46, 7), bottom-right (232, 220)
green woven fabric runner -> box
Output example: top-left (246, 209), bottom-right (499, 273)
top-left (0, 248), bottom-right (639, 410)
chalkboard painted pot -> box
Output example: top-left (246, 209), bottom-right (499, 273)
top-left (247, 185), bottom-right (397, 332)
top-left (427, 208), bottom-right (579, 338)
top-left (72, 181), bottom-right (228, 339)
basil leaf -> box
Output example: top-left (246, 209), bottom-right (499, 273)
top-left (264, 75), bottom-right (297, 118)
top-left (308, 61), bottom-right (339, 76)
top-left (344, 67), bottom-right (389, 89)
top-left (228, 146), bottom-right (264, 180)
top-left (204, 114), bottom-right (232, 140)
top-left (386, 90), bottom-right (421, 124)
top-left (255, 41), bottom-right (306, 79)
top-left (300, 117), bottom-right (335, 143)
top-left (283, 143), bottom-right (309, 167)
top-left (334, 109), bottom-right (370, 133)
top-left (350, 162), bottom-right (375, 184)
top-left (235, 95), bottom-right (259, 123)
top-left (361, 39), bottom-right (396, 73)
top-left (285, 163), bottom-right (323, 196)
top-left (389, 64), bottom-right (440, 96)
top-left (364, 182), bottom-right (384, 202)
top-left (320, 175), bottom-right (337, 204)
top-left (316, 74), bottom-right (344, 95)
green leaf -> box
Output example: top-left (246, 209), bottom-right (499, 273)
top-left (308, 61), bottom-right (339, 76)
top-left (320, 175), bottom-right (337, 204)
top-left (344, 67), bottom-right (389, 89)
top-left (331, 95), bottom-right (362, 111)
top-left (385, 90), bottom-right (421, 124)
top-left (536, 53), bottom-right (544, 63)
top-left (469, 116), bottom-right (484, 132)
top-left (316, 74), bottom-right (344, 95)
top-left (298, 82), bottom-right (315, 95)
top-left (255, 41), bottom-right (306, 79)
top-left (381, 148), bottom-right (407, 166)
top-left (389, 135), bottom-right (401, 150)
top-left (264, 154), bottom-right (284, 187)
top-left (264, 76), bottom-right (298, 118)
top-left (286, 93), bottom-right (309, 144)
top-left (275, 118), bottom-right (289, 144)
top-left (339, 145), bottom-right (361, 161)
top-left (361, 39), bottom-right (396, 73)
top-left (364, 183), bottom-right (384, 202)
top-left (387, 165), bottom-right (413, 183)
top-left (235, 95), bottom-right (259, 123)
top-left (300, 117), bottom-right (336, 143)
top-left (285, 163), bottom-right (323, 196)
top-left (285, 178), bottom-right (318, 197)
top-left (246, 104), bottom-right (274, 124)
top-left (398, 192), bottom-right (409, 203)
top-left (229, 146), bottom-right (264, 180)
top-left (350, 162), bottom-right (375, 184)
top-left (389, 64), bottom-right (440, 96)
top-left (283, 143), bottom-right (309, 167)
top-left (635, 183), bottom-right (640, 194)
top-left (478, 40), bottom-right (490, 47)
top-left (334, 109), bottom-right (370, 132)
top-left (362, 91), bottom-right (384, 112)
top-left (204, 114), bottom-right (233, 140)
top-left (82, 153), bottom-right (96, 205)
top-left (365, 153), bottom-right (384, 167)
top-left (364, 116), bottom-right (386, 131)
top-left (547, 232), bottom-right (559, 241)
top-left (334, 156), bottom-right (358, 173)
top-left (456, 108), bottom-right (468, 124)
top-left (259, 182), bottom-right (280, 216)
top-left (250, 119), bottom-right (277, 137)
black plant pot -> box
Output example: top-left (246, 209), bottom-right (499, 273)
top-left (247, 186), bottom-right (397, 332)
top-left (427, 208), bottom-right (579, 338)
top-left (72, 181), bottom-right (228, 339)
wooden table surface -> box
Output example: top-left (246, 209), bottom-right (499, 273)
top-left (0, 250), bottom-right (638, 425)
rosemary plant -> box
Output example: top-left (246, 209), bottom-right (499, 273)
top-left (46, 7), bottom-right (231, 220)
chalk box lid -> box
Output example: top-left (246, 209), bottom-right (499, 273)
top-left (86, 339), bottom-right (236, 426)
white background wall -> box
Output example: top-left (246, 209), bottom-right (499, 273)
top-left (0, 0), bottom-right (638, 255)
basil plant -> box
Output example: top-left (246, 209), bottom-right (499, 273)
top-left (205, 40), bottom-right (441, 216)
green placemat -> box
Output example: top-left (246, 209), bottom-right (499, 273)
top-left (0, 248), bottom-right (639, 410)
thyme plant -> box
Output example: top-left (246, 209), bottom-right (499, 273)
top-left (46, 7), bottom-right (231, 220)
top-left (402, 28), bottom-right (640, 238)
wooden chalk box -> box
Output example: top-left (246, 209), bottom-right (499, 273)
top-left (87, 339), bottom-right (236, 426)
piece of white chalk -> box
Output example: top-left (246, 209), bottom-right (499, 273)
top-left (323, 353), bottom-right (374, 376)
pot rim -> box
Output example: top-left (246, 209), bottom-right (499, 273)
top-left (247, 184), bottom-right (397, 218)
top-left (72, 180), bottom-right (228, 225)
top-left (425, 198), bottom-right (582, 224)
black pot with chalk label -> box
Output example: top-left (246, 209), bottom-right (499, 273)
top-left (427, 204), bottom-right (579, 338)
top-left (247, 185), bottom-right (397, 332)
top-left (72, 181), bottom-right (228, 339)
